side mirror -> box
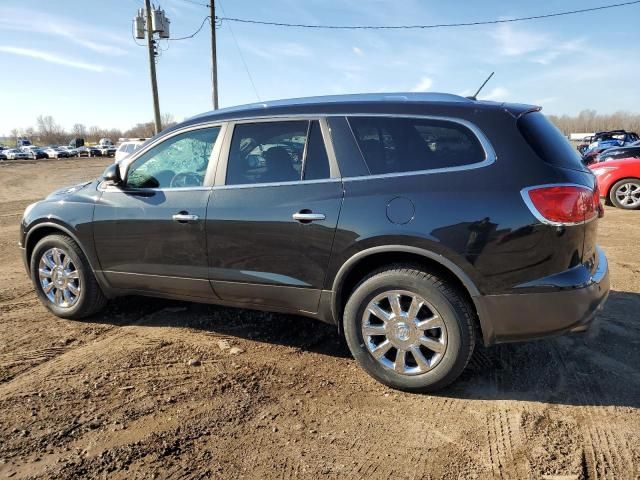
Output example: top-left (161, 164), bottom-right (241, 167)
top-left (102, 163), bottom-right (122, 185)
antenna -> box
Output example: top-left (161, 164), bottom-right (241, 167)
top-left (468, 72), bottom-right (494, 100)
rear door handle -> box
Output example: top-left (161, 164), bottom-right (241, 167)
top-left (172, 213), bottom-right (199, 223)
top-left (292, 211), bottom-right (326, 222)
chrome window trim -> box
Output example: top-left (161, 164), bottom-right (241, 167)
top-left (520, 183), bottom-right (598, 227)
top-left (98, 184), bottom-right (212, 193)
top-left (215, 116), bottom-right (340, 189)
top-left (212, 177), bottom-right (342, 191)
top-left (117, 122), bottom-right (227, 188)
top-left (342, 113), bottom-right (496, 180)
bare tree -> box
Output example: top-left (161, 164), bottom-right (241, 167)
top-left (36, 115), bottom-right (66, 145)
top-left (161, 112), bottom-right (176, 129)
top-left (72, 123), bottom-right (87, 139)
top-left (9, 128), bottom-right (19, 147)
top-left (548, 110), bottom-right (640, 136)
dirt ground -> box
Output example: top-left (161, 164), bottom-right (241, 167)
top-left (0, 157), bottom-right (638, 479)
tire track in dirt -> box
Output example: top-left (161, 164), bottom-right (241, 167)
top-left (551, 340), bottom-right (636, 479)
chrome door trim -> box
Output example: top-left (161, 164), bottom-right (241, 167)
top-left (292, 212), bottom-right (326, 222)
top-left (172, 213), bottom-right (200, 222)
top-left (211, 177), bottom-right (341, 191)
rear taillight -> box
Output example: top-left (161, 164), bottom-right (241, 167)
top-left (522, 184), bottom-right (601, 225)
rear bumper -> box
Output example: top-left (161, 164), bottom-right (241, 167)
top-left (476, 246), bottom-right (610, 345)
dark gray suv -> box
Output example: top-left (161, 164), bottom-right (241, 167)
top-left (20, 93), bottom-right (610, 391)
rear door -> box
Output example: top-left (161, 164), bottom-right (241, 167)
top-left (206, 118), bottom-right (343, 312)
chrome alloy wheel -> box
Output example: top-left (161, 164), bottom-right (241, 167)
top-left (614, 181), bottom-right (640, 208)
top-left (361, 290), bottom-right (447, 375)
top-left (38, 247), bottom-right (81, 308)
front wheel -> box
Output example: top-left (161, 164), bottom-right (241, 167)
top-left (30, 234), bottom-right (107, 319)
top-left (609, 178), bottom-right (640, 209)
top-left (343, 266), bottom-right (475, 392)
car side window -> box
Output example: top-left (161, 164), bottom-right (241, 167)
top-left (126, 127), bottom-right (220, 189)
top-left (226, 120), bottom-right (331, 185)
top-left (348, 116), bottom-right (486, 175)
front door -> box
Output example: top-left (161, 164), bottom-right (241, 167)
top-left (93, 125), bottom-right (222, 299)
top-left (207, 119), bottom-right (343, 312)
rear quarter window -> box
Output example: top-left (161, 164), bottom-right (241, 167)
top-left (517, 112), bottom-right (587, 171)
top-left (348, 116), bottom-right (486, 175)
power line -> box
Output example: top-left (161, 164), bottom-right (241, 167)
top-left (169, 15), bottom-right (211, 41)
top-left (216, 0), bottom-right (640, 30)
top-left (175, 0), bottom-right (209, 7)
top-left (218, 0), bottom-right (260, 102)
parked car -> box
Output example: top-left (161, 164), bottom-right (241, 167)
top-left (21, 146), bottom-right (48, 160)
top-left (4, 148), bottom-right (29, 160)
top-left (582, 130), bottom-right (640, 164)
top-left (577, 135), bottom-right (593, 155)
top-left (43, 147), bottom-right (69, 159)
top-left (590, 157), bottom-right (640, 209)
top-left (75, 146), bottom-right (91, 157)
top-left (19, 93), bottom-right (609, 392)
top-left (115, 140), bottom-right (145, 163)
top-left (58, 146), bottom-right (78, 157)
top-left (0, 149), bottom-right (7, 160)
top-left (595, 140), bottom-right (640, 163)
top-left (97, 144), bottom-right (116, 157)
top-left (88, 146), bottom-right (102, 157)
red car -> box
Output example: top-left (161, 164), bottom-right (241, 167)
top-left (590, 157), bottom-right (640, 209)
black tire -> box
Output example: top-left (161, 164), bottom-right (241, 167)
top-left (30, 234), bottom-right (107, 319)
top-left (343, 266), bottom-right (475, 393)
top-left (609, 178), bottom-right (640, 210)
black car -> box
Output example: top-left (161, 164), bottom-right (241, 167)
top-left (595, 140), bottom-right (640, 163)
top-left (25, 147), bottom-right (48, 160)
top-left (582, 130), bottom-right (640, 164)
top-left (19, 93), bottom-right (610, 392)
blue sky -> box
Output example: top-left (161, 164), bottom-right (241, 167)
top-left (1, 0), bottom-right (639, 135)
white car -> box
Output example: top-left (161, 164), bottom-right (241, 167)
top-left (97, 144), bottom-right (116, 157)
top-left (115, 140), bottom-right (145, 163)
top-left (4, 149), bottom-right (30, 160)
top-left (43, 147), bottom-right (67, 159)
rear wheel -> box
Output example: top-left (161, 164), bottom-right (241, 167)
top-left (30, 234), bottom-right (107, 319)
top-left (609, 178), bottom-right (640, 209)
top-left (343, 266), bottom-right (475, 392)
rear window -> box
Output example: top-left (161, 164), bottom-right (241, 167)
top-left (348, 116), bottom-right (486, 175)
top-left (518, 112), bottom-right (587, 171)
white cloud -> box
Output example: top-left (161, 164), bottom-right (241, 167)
top-left (492, 24), bottom-right (549, 57)
top-left (410, 77), bottom-right (433, 92)
top-left (480, 87), bottom-right (510, 101)
top-left (0, 7), bottom-right (128, 56)
top-left (492, 23), bottom-right (584, 66)
top-left (353, 46), bottom-right (363, 56)
top-left (240, 41), bottom-right (310, 60)
top-left (0, 46), bottom-right (125, 74)
top-left (533, 97), bottom-right (558, 105)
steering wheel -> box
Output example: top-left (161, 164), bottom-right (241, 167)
top-left (170, 172), bottom-right (203, 188)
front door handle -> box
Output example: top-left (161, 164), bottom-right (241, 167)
top-left (172, 212), bottom-right (199, 223)
top-left (292, 210), bottom-right (326, 223)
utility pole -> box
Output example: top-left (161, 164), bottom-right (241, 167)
top-left (135, 3), bottom-right (170, 134)
top-left (145, 0), bottom-right (162, 134)
top-left (210, 0), bottom-right (219, 109)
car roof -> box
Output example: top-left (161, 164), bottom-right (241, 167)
top-left (180, 92), bottom-right (538, 127)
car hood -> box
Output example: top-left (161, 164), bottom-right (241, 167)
top-left (45, 181), bottom-right (93, 200)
